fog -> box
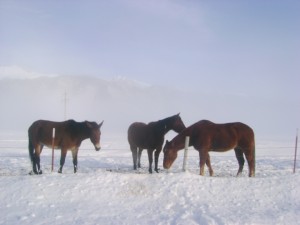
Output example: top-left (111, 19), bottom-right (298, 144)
top-left (0, 76), bottom-right (298, 141)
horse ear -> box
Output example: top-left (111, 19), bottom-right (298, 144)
top-left (177, 113), bottom-right (180, 116)
top-left (99, 120), bottom-right (104, 128)
top-left (85, 121), bottom-right (92, 128)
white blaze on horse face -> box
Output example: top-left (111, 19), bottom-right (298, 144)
top-left (90, 128), bottom-right (101, 151)
top-left (95, 142), bottom-right (101, 150)
top-left (163, 148), bottom-right (177, 169)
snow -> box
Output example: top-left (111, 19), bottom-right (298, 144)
top-left (0, 76), bottom-right (299, 224)
top-left (1, 133), bottom-right (299, 225)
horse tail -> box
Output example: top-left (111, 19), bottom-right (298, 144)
top-left (28, 129), bottom-right (36, 170)
top-left (249, 126), bottom-right (256, 177)
top-left (28, 138), bottom-right (34, 162)
top-left (251, 136), bottom-right (256, 177)
top-left (253, 144), bottom-right (256, 176)
top-left (28, 133), bottom-right (34, 163)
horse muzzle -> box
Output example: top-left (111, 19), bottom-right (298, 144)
top-left (95, 143), bottom-right (101, 151)
top-left (163, 161), bottom-right (171, 169)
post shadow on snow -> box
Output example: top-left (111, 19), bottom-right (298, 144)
top-left (0, 168), bottom-right (29, 176)
top-left (59, 156), bottom-right (300, 177)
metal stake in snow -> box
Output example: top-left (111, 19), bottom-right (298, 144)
top-left (182, 136), bottom-right (190, 172)
top-left (64, 91), bottom-right (68, 120)
top-left (51, 128), bottom-right (56, 172)
top-left (293, 129), bottom-right (298, 174)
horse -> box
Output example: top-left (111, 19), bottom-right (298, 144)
top-left (163, 120), bottom-right (255, 177)
top-left (127, 113), bottom-right (186, 173)
top-left (28, 119), bottom-right (104, 174)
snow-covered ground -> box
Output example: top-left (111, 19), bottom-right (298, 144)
top-left (0, 133), bottom-right (299, 225)
top-left (0, 75), bottom-right (298, 224)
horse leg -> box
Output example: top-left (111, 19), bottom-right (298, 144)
top-left (72, 148), bottom-right (79, 173)
top-left (234, 148), bottom-right (245, 176)
top-left (131, 146), bottom-right (138, 170)
top-left (35, 154), bottom-right (42, 174)
top-left (147, 149), bottom-right (154, 174)
top-left (244, 148), bottom-right (255, 177)
top-left (154, 147), bottom-right (162, 173)
top-left (206, 153), bottom-right (214, 176)
top-left (29, 143), bottom-right (38, 174)
top-left (58, 149), bottom-right (67, 173)
top-left (199, 150), bottom-right (208, 176)
top-left (137, 148), bottom-right (142, 168)
top-left (33, 144), bottom-right (42, 174)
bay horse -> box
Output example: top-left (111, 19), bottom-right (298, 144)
top-left (28, 119), bottom-right (104, 174)
top-left (163, 120), bottom-right (255, 177)
top-left (128, 113), bottom-right (186, 173)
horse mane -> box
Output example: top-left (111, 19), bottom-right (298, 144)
top-left (160, 114), bottom-right (179, 128)
top-left (66, 120), bottom-right (94, 140)
top-left (148, 114), bottom-right (179, 135)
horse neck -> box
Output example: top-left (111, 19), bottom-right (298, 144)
top-left (172, 128), bottom-right (192, 151)
top-left (158, 117), bottom-right (174, 134)
top-left (76, 122), bottom-right (90, 141)
top-left (151, 120), bottom-right (170, 136)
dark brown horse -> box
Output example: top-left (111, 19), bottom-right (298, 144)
top-left (28, 119), bottom-right (104, 174)
top-left (163, 120), bottom-right (255, 177)
top-left (128, 113), bottom-right (186, 173)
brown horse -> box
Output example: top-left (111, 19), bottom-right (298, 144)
top-left (28, 119), bottom-right (104, 174)
top-left (163, 120), bottom-right (255, 177)
top-left (128, 113), bottom-right (186, 173)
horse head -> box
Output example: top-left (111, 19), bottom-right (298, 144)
top-left (168, 113), bottom-right (186, 133)
top-left (163, 140), bottom-right (178, 169)
top-left (87, 120), bottom-right (104, 151)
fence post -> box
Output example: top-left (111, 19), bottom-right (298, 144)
top-left (51, 128), bottom-right (55, 172)
top-left (293, 129), bottom-right (298, 173)
top-left (182, 136), bottom-right (190, 172)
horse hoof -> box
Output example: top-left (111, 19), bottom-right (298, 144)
top-left (58, 170), bottom-right (62, 174)
top-left (38, 170), bottom-right (43, 175)
top-left (29, 171), bottom-right (36, 175)
top-left (236, 172), bottom-right (242, 177)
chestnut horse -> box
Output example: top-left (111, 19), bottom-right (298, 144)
top-left (28, 119), bottom-right (104, 174)
top-left (128, 113), bottom-right (186, 173)
top-left (163, 120), bottom-right (255, 177)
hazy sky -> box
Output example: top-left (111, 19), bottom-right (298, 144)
top-left (0, 0), bottom-right (299, 98)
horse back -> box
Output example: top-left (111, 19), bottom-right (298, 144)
top-left (128, 122), bottom-right (163, 149)
top-left (231, 122), bottom-right (255, 147)
top-left (128, 122), bottom-right (147, 147)
top-left (28, 120), bottom-right (76, 147)
top-left (192, 120), bottom-right (254, 150)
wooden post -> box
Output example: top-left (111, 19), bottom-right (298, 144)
top-left (51, 128), bottom-right (55, 172)
top-left (293, 129), bottom-right (298, 173)
top-left (182, 136), bottom-right (190, 172)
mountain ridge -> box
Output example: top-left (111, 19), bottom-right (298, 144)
top-left (0, 75), bottom-right (298, 139)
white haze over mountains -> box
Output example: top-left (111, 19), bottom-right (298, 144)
top-left (1, 74), bottom-right (299, 225)
top-left (0, 65), bottom-right (58, 80)
top-left (0, 74), bottom-right (298, 142)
